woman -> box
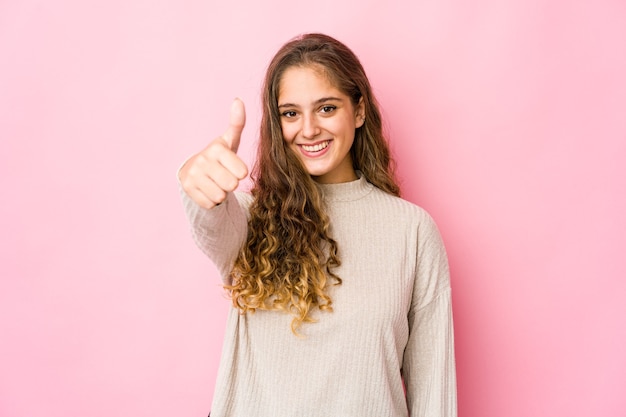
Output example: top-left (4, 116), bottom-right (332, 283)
top-left (179, 33), bottom-right (457, 417)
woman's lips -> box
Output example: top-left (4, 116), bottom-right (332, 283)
top-left (298, 140), bottom-right (332, 157)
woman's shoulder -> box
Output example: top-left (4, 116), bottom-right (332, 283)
top-left (368, 186), bottom-right (441, 230)
top-left (371, 185), bottom-right (429, 213)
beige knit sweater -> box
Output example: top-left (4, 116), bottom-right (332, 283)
top-left (182, 175), bottom-right (457, 417)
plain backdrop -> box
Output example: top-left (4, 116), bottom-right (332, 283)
top-left (1, 1), bottom-right (625, 416)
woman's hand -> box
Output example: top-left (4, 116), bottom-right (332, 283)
top-left (179, 98), bottom-right (249, 209)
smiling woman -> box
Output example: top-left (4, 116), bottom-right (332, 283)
top-left (278, 65), bottom-right (365, 183)
top-left (178, 33), bottom-right (456, 417)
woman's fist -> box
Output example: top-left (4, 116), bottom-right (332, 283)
top-left (179, 99), bottom-right (249, 209)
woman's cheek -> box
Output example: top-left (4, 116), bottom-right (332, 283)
top-left (281, 124), bottom-right (297, 144)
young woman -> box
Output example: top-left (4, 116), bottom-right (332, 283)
top-left (179, 33), bottom-right (457, 417)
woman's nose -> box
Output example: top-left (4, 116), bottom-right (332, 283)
top-left (301, 114), bottom-right (321, 139)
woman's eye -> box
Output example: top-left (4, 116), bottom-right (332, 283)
top-left (320, 105), bottom-right (336, 114)
top-left (282, 110), bottom-right (297, 118)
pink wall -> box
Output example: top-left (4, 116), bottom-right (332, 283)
top-left (1, 1), bottom-right (625, 416)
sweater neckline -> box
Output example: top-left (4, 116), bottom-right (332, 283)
top-left (316, 172), bottom-right (373, 202)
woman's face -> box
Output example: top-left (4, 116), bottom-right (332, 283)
top-left (277, 65), bottom-right (365, 184)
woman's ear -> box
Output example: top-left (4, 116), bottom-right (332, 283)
top-left (355, 97), bottom-right (366, 128)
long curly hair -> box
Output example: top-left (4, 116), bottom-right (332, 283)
top-left (226, 33), bottom-right (400, 334)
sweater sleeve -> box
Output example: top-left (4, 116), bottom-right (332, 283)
top-left (180, 189), bottom-right (250, 284)
top-left (402, 211), bottom-right (457, 417)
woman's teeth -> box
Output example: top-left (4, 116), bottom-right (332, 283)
top-left (302, 141), bottom-right (329, 152)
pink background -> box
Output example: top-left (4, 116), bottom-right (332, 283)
top-left (1, 1), bottom-right (625, 416)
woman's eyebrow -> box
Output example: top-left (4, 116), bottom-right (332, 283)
top-left (315, 96), bottom-right (342, 104)
top-left (278, 96), bottom-right (342, 109)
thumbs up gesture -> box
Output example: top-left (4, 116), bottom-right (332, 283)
top-left (179, 98), bottom-right (249, 209)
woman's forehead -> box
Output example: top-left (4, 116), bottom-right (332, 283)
top-left (277, 65), bottom-right (344, 103)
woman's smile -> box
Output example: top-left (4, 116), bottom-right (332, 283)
top-left (299, 139), bottom-right (332, 155)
